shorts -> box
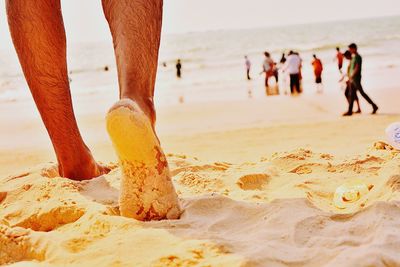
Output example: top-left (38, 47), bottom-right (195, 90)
top-left (315, 76), bottom-right (322, 84)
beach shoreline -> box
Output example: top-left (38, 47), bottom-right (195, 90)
top-left (1, 15), bottom-right (400, 264)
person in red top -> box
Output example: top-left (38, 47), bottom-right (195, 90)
top-left (312, 54), bottom-right (323, 93)
top-left (336, 47), bottom-right (344, 73)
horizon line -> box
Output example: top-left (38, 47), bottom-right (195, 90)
top-left (162, 13), bottom-right (400, 36)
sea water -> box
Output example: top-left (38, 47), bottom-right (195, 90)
top-left (0, 15), bottom-right (399, 106)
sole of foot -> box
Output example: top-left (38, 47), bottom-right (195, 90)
top-left (106, 99), bottom-right (181, 221)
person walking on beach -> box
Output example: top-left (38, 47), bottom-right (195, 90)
top-left (6, 0), bottom-right (181, 221)
top-left (343, 43), bottom-right (379, 116)
top-left (176, 59), bottom-right (182, 78)
top-left (284, 51), bottom-right (302, 94)
top-left (311, 54), bottom-right (323, 93)
top-left (336, 47), bottom-right (344, 73)
top-left (244, 55), bottom-right (252, 80)
top-left (340, 50), bottom-right (361, 114)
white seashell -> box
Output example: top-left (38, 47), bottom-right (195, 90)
top-left (333, 181), bottom-right (369, 209)
top-left (386, 122), bottom-right (400, 150)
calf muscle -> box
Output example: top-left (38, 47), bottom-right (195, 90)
top-left (6, 0), bottom-right (104, 179)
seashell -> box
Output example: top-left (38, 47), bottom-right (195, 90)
top-left (333, 181), bottom-right (370, 209)
top-left (385, 122), bottom-right (400, 150)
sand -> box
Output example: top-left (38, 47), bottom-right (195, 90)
top-left (1, 87), bottom-right (400, 266)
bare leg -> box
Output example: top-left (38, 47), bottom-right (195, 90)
top-left (102, 0), bottom-right (181, 220)
top-left (6, 0), bottom-right (108, 180)
top-left (356, 99), bottom-right (362, 113)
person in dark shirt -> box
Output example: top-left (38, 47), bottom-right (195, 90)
top-left (341, 50), bottom-right (361, 113)
top-left (343, 43), bottom-right (378, 116)
top-left (176, 59), bottom-right (182, 78)
top-left (244, 55), bottom-right (252, 80)
top-left (280, 53), bottom-right (286, 64)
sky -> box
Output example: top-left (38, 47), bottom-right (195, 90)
top-left (0, 0), bottom-right (399, 49)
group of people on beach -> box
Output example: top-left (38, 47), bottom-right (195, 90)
top-left (245, 50), bottom-right (323, 95)
top-left (245, 43), bottom-right (379, 116)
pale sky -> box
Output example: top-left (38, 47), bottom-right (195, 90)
top-left (0, 0), bottom-right (399, 49)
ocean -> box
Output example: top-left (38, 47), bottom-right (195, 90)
top-left (0, 15), bottom-right (399, 106)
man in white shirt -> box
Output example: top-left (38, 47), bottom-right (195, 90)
top-left (284, 51), bottom-right (302, 94)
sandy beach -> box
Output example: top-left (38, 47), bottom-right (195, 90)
top-left (1, 78), bottom-right (400, 266)
top-left (0, 9), bottom-right (400, 266)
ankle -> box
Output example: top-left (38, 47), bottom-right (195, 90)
top-left (118, 97), bottom-right (156, 125)
top-left (57, 146), bottom-right (100, 180)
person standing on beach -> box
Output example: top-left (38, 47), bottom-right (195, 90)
top-left (6, 0), bottom-right (181, 221)
top-left (261, 52), bottom-right (274, 87)
top-left (284, 51), bottom-right (302, 94)
top-left (176, 59), bottom-right (182, 78)
top-left (279, 53), bottom-right (289, 94)
top-left (280, 53), bottom-right (286, 65)
top-left (344, 43), bottom-right (379, 116)
top-left (340, 50), bottom-right (361, 114)
top-left (244, 56), bottom-right (252, 80)
top-left (336, 47), bottom-right (344, 73)
top-left (311, 54), bottom-right (323, 93)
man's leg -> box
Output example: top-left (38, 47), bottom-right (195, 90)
top-left (289, 75), bottom-right (294, 94)
top-left (355, 94), bottom-right (362, 113)
top-left (345, 84), bottom-right (356, 115)
top-left (6, 0), bottom-right (107, 180)
top-left (295, 74), bottom-right (301, 93)
top-left (353, 79), bottom-right (378, 113)
top-left (102, 0), bottom-right (181, 220)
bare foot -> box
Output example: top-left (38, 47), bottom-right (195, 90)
top-left (106, 99), bottom-right (181, 221)
top-left (59, 150), bottom-right (110, 181)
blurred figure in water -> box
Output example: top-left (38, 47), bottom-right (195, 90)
top-left (261, 52), bottom-right (274, 87)
top-left (336, 47), bottom-right (344, 73)
top-left (279, 53), bottom-right (289, 94)
top-left (283, 51), bottom-right (302, 94)
top-left (244, 55), bottom-right (252, 80)
top-left (176, 59), bottom-right (182, 78)
top-left (280, 53), bottom-right (286, 64)
top-left (311, 54), bottom-right (324, 93)
top-left (261, 52), bottom-right (279, 95)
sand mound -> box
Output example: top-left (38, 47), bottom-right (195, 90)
top-left (1, 145), bottom-right (400, 266)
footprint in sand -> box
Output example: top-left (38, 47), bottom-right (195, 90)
top-left (236, 174), bottom-right (270, 191)
top-left (106, 99), bottom-right (181, 221)
top-left (0, 225), bottom-right (44, 265)
top-left (0, 192), bottom-right (7, 204)
top-left (15, 205), bottom-right (86, 232)
top-left (387, 175), bottom-right (400, 192)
